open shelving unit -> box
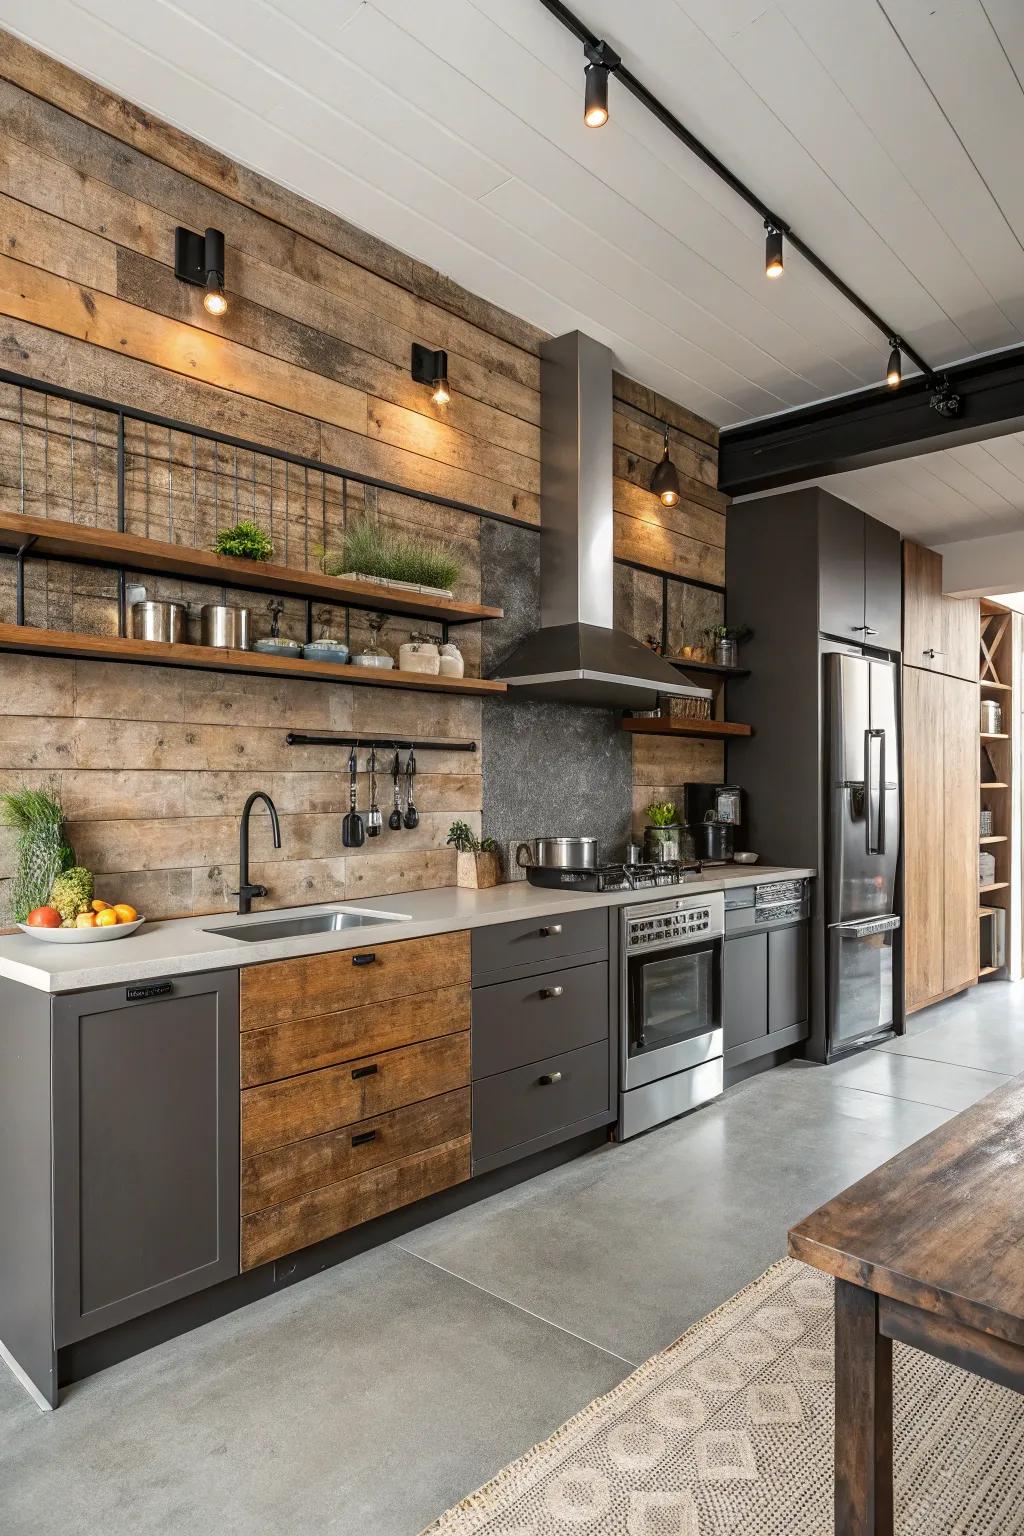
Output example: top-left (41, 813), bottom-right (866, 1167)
top-left (978, 600), bottom-right (1016, 980)
top-left (620, 716), bottom-right (753, 740)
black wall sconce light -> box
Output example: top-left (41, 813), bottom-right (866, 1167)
top-left (175, 226), bottom-right (227, 316)
top-left (411, 343), bottom-right (450, 405)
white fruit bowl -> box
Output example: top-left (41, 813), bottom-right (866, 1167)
top-left (16, 917), bottom-right (146, 943)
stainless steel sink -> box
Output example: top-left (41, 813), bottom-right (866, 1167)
top-left (205, 908), bottom-right (404, 943)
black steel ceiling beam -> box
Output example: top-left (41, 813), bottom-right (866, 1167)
top-left (717, 344), bottom-right (1024, 497)
top-left (537, 0), bottom-right (936, 383)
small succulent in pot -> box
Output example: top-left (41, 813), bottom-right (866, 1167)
top-left (214, 520), bottom-right (274, 562)
top-left (447, 821), bottom-right (501, 889)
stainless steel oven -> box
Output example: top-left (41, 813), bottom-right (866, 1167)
top-left (618, 892), bottom-right (725, 1139)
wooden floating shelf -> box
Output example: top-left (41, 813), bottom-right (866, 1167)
top-left (664, 658), bottom-right (750, 679)
top-left (981, 782), bottom-right (1009, 790)
top-left (980, 882), bottom-right (1010, 894)
top-left (0, 623), bottom-right (508, 697)
top-left (980, 732), bottom-right (1010, 740)
top-left (980, 679), bottom-right (1012, 691)
top-left (621, 717), bottom-right (753, 739)
top-left (0, 511), bottom-right (503, 627)
top-left (980, 835), bottom-right (1008, 844)
top-left (978, 965), bottom-right (1001, 978)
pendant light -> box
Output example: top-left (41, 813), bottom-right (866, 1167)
top-left (583, 39), bottom-right (620, 128)
top-left (764, 222), bottom-right (784, 280)
top-left (886, 338), bottom-right (903, 388)
top-left (650, 428), bottom-right (680, 507)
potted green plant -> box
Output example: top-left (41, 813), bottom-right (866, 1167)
top-left (320, 517), bottom-right (460, 598)
top-left (705, 624), bottom-right (752, 668)
top-left (214, 520), bottom-right (274, 562)
top-left (0, 779), bottom-right (75, 924)
top-left (447, 821), bottom-right (501, 889)
top-left (643, 801), bottom-right (682, 863)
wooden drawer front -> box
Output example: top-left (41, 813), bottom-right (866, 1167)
top-left (241, 1136), bottom-right (470, 1270)
top-left (242, 986), bottom-right (470, 1087)
top-left (242, 1088), bottom-right (470, 1215)
top-left (472, 962), bottom-right (609, 1079)
top-left (472, 909), bottom-right (607, 979)
top-left (472, 1040), bottom-right (609, 1163)
top-left (241, 930), bottom-right (471, 1030)
top-left (241, 1032), bottom-right (470, 1157)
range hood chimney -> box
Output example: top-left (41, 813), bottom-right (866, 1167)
top-left (493, 331), bottom-right (712, 710)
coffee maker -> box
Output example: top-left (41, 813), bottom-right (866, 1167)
top-left (684, 783), bottom-right (743, 863)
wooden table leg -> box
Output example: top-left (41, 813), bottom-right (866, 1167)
top-left (834, 1279), bottom-right (894, 1536)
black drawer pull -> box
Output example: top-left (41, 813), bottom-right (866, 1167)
top-left (539, 924), bottom-right (563, 937)
top-left (351, 1129), bottom-right (377, 1147)
top-left (351, 1063), bottom-right (379, 1080)
top-left (352, 953), bottom-right (377, 967)
top-left (539, 986), bottom-right (564, 999)
top-left (538, 1071), bottom-right (563, 1085)
top-left (125, 981), bottom-right (173, 1001)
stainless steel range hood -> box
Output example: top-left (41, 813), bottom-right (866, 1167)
top-left (492, 331), bottom-right (712, 711)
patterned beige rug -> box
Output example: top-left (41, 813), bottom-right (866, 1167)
top-left (422, 1258), bottom-right (1024, 1535)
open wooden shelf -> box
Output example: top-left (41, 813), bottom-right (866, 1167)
top-left (0, 511), bottom-right (503, 627)
top-left (980, 882), bottom-right (1010, 894)
top-left (620, 716), bottom-right (753, 740)
top-left (980, 679), bottom-right (1012, 691)
top-left (980, 835), bottom-right (1008, 844)
top-left (664, 658), bottom-right (750, 679)
top-left (981, 782), bottom-right (1009, 790)
top-left (0, 623), bottom-right (507, 696)
top-left (980, 732), bottom-right (1009, 740)
top-left (979, 965), bottom-right (1001, 978)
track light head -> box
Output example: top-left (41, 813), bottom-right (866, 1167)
top-left (764, 222), bottom-right (784, 279)
top-left (583, 39), bottom-right (620, 127)
top-left (175, 225), bottom-right (228, 317)
top-left (886, 337), bottom-right (903, 388)
top-left (411, 343), bottom-right (450, 406)
top-left (650, 428), bottom-right (680, 507)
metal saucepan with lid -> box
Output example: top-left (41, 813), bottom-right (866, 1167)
top-left (515, 836), bottom-right (598, 871)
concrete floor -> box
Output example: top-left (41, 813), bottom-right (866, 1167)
top-left (3, 981), bottom-right (1022, 1536)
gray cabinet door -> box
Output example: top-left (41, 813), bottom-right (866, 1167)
top-left (723, 933), bottom-right (768, 1049)
top-left (863, 516), bottom-right (901, 652)
top-left (53, 970), bottom-right (240, 1345)
top-left (817, 499), bottom-right (866, 644)
top-left (768, 924), bottom-right (809, 1033)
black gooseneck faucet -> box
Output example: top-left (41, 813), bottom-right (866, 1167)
top-left (233, 790), bottom-right (282, 915)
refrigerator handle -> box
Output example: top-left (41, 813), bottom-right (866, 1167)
top-left (864, 728), bottom-right (885, 855)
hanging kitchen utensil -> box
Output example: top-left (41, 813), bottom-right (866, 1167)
top-left (403, 747), bottom-right (419, 829)
top-left (341, 746), bottom-right (365, 848)
top-left (388, 750), bottom-right (403, 831)
top-left (366, 746), bottom-right (382, 837)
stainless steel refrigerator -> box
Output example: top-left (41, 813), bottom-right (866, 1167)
top-left (825, 652), bottom-right (901, 1052)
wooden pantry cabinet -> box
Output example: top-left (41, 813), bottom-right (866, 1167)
top-left (902, 540), bottom-right (978, 681)
top-left (238, 930), bottom-right (472, 1270)
top-left (903, 666), bottom-right (979, 1014)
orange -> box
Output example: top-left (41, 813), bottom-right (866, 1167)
top-left (113, 903), bottom-right (138, 922)
top-left (96, 908), bottom-right (119, 926)
top-left (91, 899), bottom-right (110, 912)
top-left (75, 911), bottom-right (98, 928)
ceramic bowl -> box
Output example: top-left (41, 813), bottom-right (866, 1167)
top-left (733, 851), bottom-right (759, 865)
top-left (17, 917), bottom-right (146, 943)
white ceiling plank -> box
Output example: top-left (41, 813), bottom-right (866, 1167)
top-left (881, 0), bottom-right (1024, 245)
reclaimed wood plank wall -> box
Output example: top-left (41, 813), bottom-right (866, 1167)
top-left (0, 32), bottom-right (726, 918)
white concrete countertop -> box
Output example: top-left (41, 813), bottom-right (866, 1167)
top-left (0, 865), bottom-right (815, 994)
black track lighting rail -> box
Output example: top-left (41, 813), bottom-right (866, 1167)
top-left (538, 0), bottom-right (937, 385)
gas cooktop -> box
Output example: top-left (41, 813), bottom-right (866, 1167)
top-left (524, 861), bottom-right (702, 893)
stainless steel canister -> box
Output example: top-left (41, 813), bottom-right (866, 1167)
top-left (200, 604), bottom-right (251, 650)
top-left (131, 600), bottom-right (186, 644)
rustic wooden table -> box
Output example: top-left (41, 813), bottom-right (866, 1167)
top-left (789, 1073), bottom-right (1024, 1536)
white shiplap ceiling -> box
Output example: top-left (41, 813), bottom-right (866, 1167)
top-left (1, 0), bottom-right (1024, 437)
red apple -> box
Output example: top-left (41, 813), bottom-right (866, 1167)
top-left (27, 906), bottom-right (62, 928)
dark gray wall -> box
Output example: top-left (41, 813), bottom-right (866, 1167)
top-left (480, 520), bottom-right (632, 864)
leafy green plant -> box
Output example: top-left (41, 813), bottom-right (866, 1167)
top-left (214, 520), bottom-right (274, 562)
top-left (320, 518), bottom-right (461, 592)
top-left (446, 821), bottom-right (496, 854)
top-left (0, 780), bottom-right (75, 923)
top-left (646, 801), bottom-right (678, 827)
top-left (705, 624), bottom-right (752, 644)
